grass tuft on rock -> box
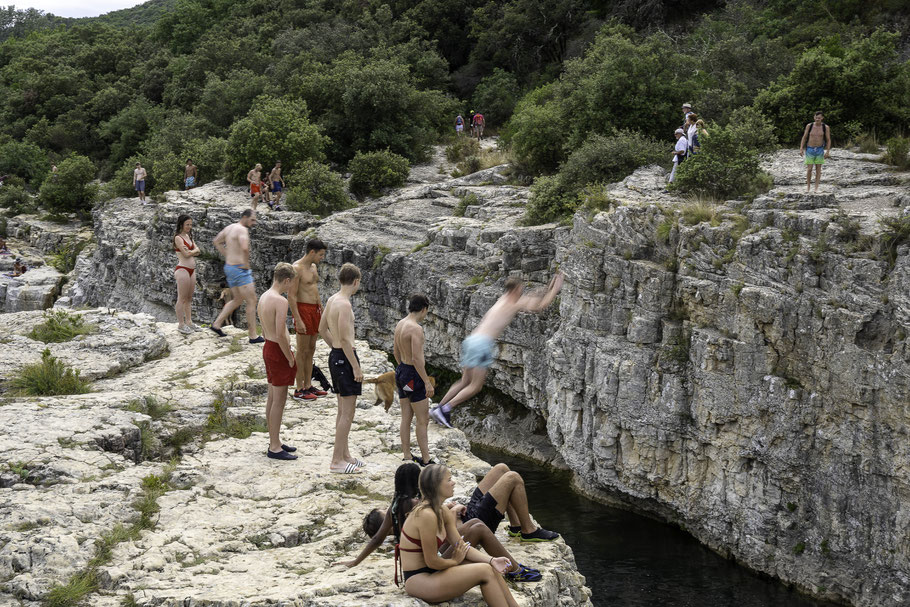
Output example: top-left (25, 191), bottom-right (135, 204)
top-left (9, 348), bottom-right (91, 396)
top-left (27, 309), bottom-right (96, 343)
top-left (127, 395), bottom-right (172, 420)
top-left (205, 390), bottom-right (266, 439)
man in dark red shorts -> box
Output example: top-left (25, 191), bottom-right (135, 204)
top-left (258, 262), bottom-right (299, 461)
top-left (289, 239), bottom-right (328, 401)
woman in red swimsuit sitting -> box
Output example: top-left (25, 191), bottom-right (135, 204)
top-left (399, 464), bottom-right (518, 607)
top-left (174, 214), bottom-right (201, 334)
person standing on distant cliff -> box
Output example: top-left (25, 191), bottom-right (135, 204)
top-left (210, 209), bottom-right (263, 343)
top-left (184, 159), bottom-right (198, 191)
top-left (668, 129), bottom-right (688, 184)
top-left (799, 110), bottom-right (832, 193)
top-left (268, 162), bottom-right (285, 210)
top-left (134, 162), bottom-right (148, 203)
top-left (247, 163), bottom-right (262, 210)
top-left (430, 273), bottom-right (564, 429)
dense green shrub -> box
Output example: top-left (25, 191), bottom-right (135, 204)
top-left (883, 137), bottom-right (910, 169)
top-left (348, 150), bottom-right (410, 198)
top-left (755, 30), bottom-right (910, 143)
top-left (285, 161), bottom-right (354, 217)
top-left (9, 348), bottom-right (91, 396)
top-left (445, 138), bottom-right (481, 164)
top-left (523, 131), bottom-right (665, 225)
top-left (0, 185), bottom-right (38, 216)
top-left (670, 126), bottom-right (772, 199)
top-left (471, 68), bottom-right (521, 127)
top-left (502, 83), bottom-right (567, 175)
top-left (724, 107), bottom-right (778, 154)
top-left (37, 154), bottom-right (98, 213)
top-left (0, 140), bottom-right (49, 188)
top-left (225, 97), bottom-right (326, 185)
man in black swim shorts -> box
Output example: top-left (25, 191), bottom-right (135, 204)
top-left (463, 462), bottom-right (560, 542)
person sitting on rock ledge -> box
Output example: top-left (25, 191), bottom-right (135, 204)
top-left (464, 462), bottom-right (559, 542)
top-left (337, 463), bottom-right (542, 582)
top-left (431, 272), bottom-right (564, 429)
top-left (259, 261), bottom-right (299, 461)
top-left (12, 258), bottom-right (26, 276)
top-left (396, 464), bottom-right (520, 606)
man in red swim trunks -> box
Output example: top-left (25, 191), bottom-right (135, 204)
top-left (247, 163), bottom-right (262, 210)
top-left (258, 262), bottom-right (299, 461)
top-left (289, 238), bottom-right (328, 401)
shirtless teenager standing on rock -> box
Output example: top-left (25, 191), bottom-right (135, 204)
top-left (184, 159), bottom-right (198, 190)
top-left (799, 110), bottom-right (832, 193)
top-left (247, 164), bottom-right (262, 210)
top-left (210, 209), bottom-right (263, 343)
top-left (431, 273), bottom-right (564, 429)
top-left (259, 262), bottom-right (299, 461)
top-left (268, 162), bottom-right (285, 210)
top-left (394, 294), bottom-right (435, 466)
top-left (319, 263), bottom-right (365, 474)
top-left (289, 238), bottom-right (328, 401)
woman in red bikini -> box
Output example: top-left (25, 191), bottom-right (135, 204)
top-left (399, 465), bottom-right (518, 607)
top-left (174, 214), bottom-right (201, 334)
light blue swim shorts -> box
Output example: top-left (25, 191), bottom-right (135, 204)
top-left (224, 263), bottom-right (253, 288)
top-left (461, 334), bottom-right (495, 369)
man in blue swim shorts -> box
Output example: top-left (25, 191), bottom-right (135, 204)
top-left (184, 159), bottom-right (198, 190)
top-left (799, 111), bottom-right (832, 193)
top-left (430, 272), bottom-right (565, 429)
top-left (211, 209), bottom-right (263, 343)
top-left (268, 161), bottom-right (285, 210)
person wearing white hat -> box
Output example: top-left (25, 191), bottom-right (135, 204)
top-left (668, 128), bottom-right (688, 183)
top-left (681, 103), bottom-right (694, 130)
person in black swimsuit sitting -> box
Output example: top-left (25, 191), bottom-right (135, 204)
top-left (398, 464), bottom-right (519, 606)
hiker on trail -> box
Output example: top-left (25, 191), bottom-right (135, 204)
top-left (259, 262), bottom-right (299, 461)
top-left (173, 214), bottom-right (201, 334)
top-left (668, 129), bottom-right (688, 184)
top-left (694, 119), bottom-right (709, 153)
top-left (799, 111), bottom-right (832, 193)
top-left (681, 103), bottom-right (694, 130)
top-left (472, 112), bottom-right (485, 140)
top-left (393, 294), bottom-right (435, 466)
top-left (430, 273), bottom-right (563, 430)
top-left (289, 238), bottom-right (328, 402)
top-left (247, 163), bottom-right (262, 210)
top-left (210, 209), bottom-right (262, 343)
top-left (468, 111), bottom-right (477, 137)
top-left (320, 263), bottom-right (366, 474)
top-left (133, 162), bottom-right (147, 203)
top-left (184, 159), bottom-right (198, 190)
top-left (455, 115), bottom-right (465, 136)
top-left (686, 114), bottom-right (699, 157)
top-left (268, 162), bottom-right (285, 210)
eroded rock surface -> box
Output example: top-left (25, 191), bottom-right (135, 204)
top-left (60, 144), bottom-right (910, 606)
top-left (0, 315), bottom-right (591, 606)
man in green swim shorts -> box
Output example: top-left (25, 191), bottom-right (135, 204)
top-left (799, 111), bottom-right (832, 193)
top-left (431, 272), bottom-right (564, 429)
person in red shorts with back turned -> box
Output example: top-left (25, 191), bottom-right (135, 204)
top-left (258, 262), bottom-right (299, 461)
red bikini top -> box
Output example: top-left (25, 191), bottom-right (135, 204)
top-left (175, 235), bottom-right (195, 252)
top-left (399, 528), bottom-right (444, 552)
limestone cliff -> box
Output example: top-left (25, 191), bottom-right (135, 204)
top-left (62, 144), bottom-right (910, 606)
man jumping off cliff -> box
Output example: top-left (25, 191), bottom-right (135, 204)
top-left (430, 272), bottom-right (564, 429)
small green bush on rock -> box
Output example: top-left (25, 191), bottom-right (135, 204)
top-left (883, 137), bottom-right (910, 169)
top-left (348, 150), bottom-right (410, 198)
top-left (38, 154), bottom-right (98, 213)
top-left (9, 348), bottom-right (91, 396)
top-left (28, 309), bottom-right (96, 343)
top-left (670, 126), bottom-right (772, 200)
top-left (0, 185), bottom-right (38, 217)
top-left (285, 161), bottom-right (354, 217)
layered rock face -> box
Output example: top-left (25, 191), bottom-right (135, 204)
top-left (0, 309), bottom-right (591, 606)
top-left (65, 145), bottom-right (910, 606)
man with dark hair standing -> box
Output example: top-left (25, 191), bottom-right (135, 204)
top-left (799, 111), bottom-right (832, 193)
top-left (431, 273), bottom-right (564, 429)
top-left (133, 162), bottom-right (147, 203)
top-left (289, 238), bottom-right (328, 401)
top-left (320, 263), bottom-right (365, 474)
top-left (184, 159), bottom-right (198, 190)
top-left (393, 293), bottom-right (435, 466)
top-left (268, 161), bottom-right (285, 210)
top-left (210, 209), bottom-right (262, 343)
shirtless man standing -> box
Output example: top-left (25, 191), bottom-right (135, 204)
top-left (799, 110), bottom-right (832, 193)
top-left (431, 273), bottom-right (564, 429)
top-left (268, 161), bottom-right (285, 210)
top-left (393, 294), bottom-right (435, 466)
top-left (289, 238), bottom-right (328, 401)
top-left (210, 209), bottom-right (263, 343)
top-left (133, 162), bottom-right (147, 203)
top-left (258, 262), bottom-right (298, 461)
top-left (247, 163), bottom-right (262, 210)
top-left (319, 263), bottom-right (365, 474)
top-left (184, 159), bottom-right (198, 190)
